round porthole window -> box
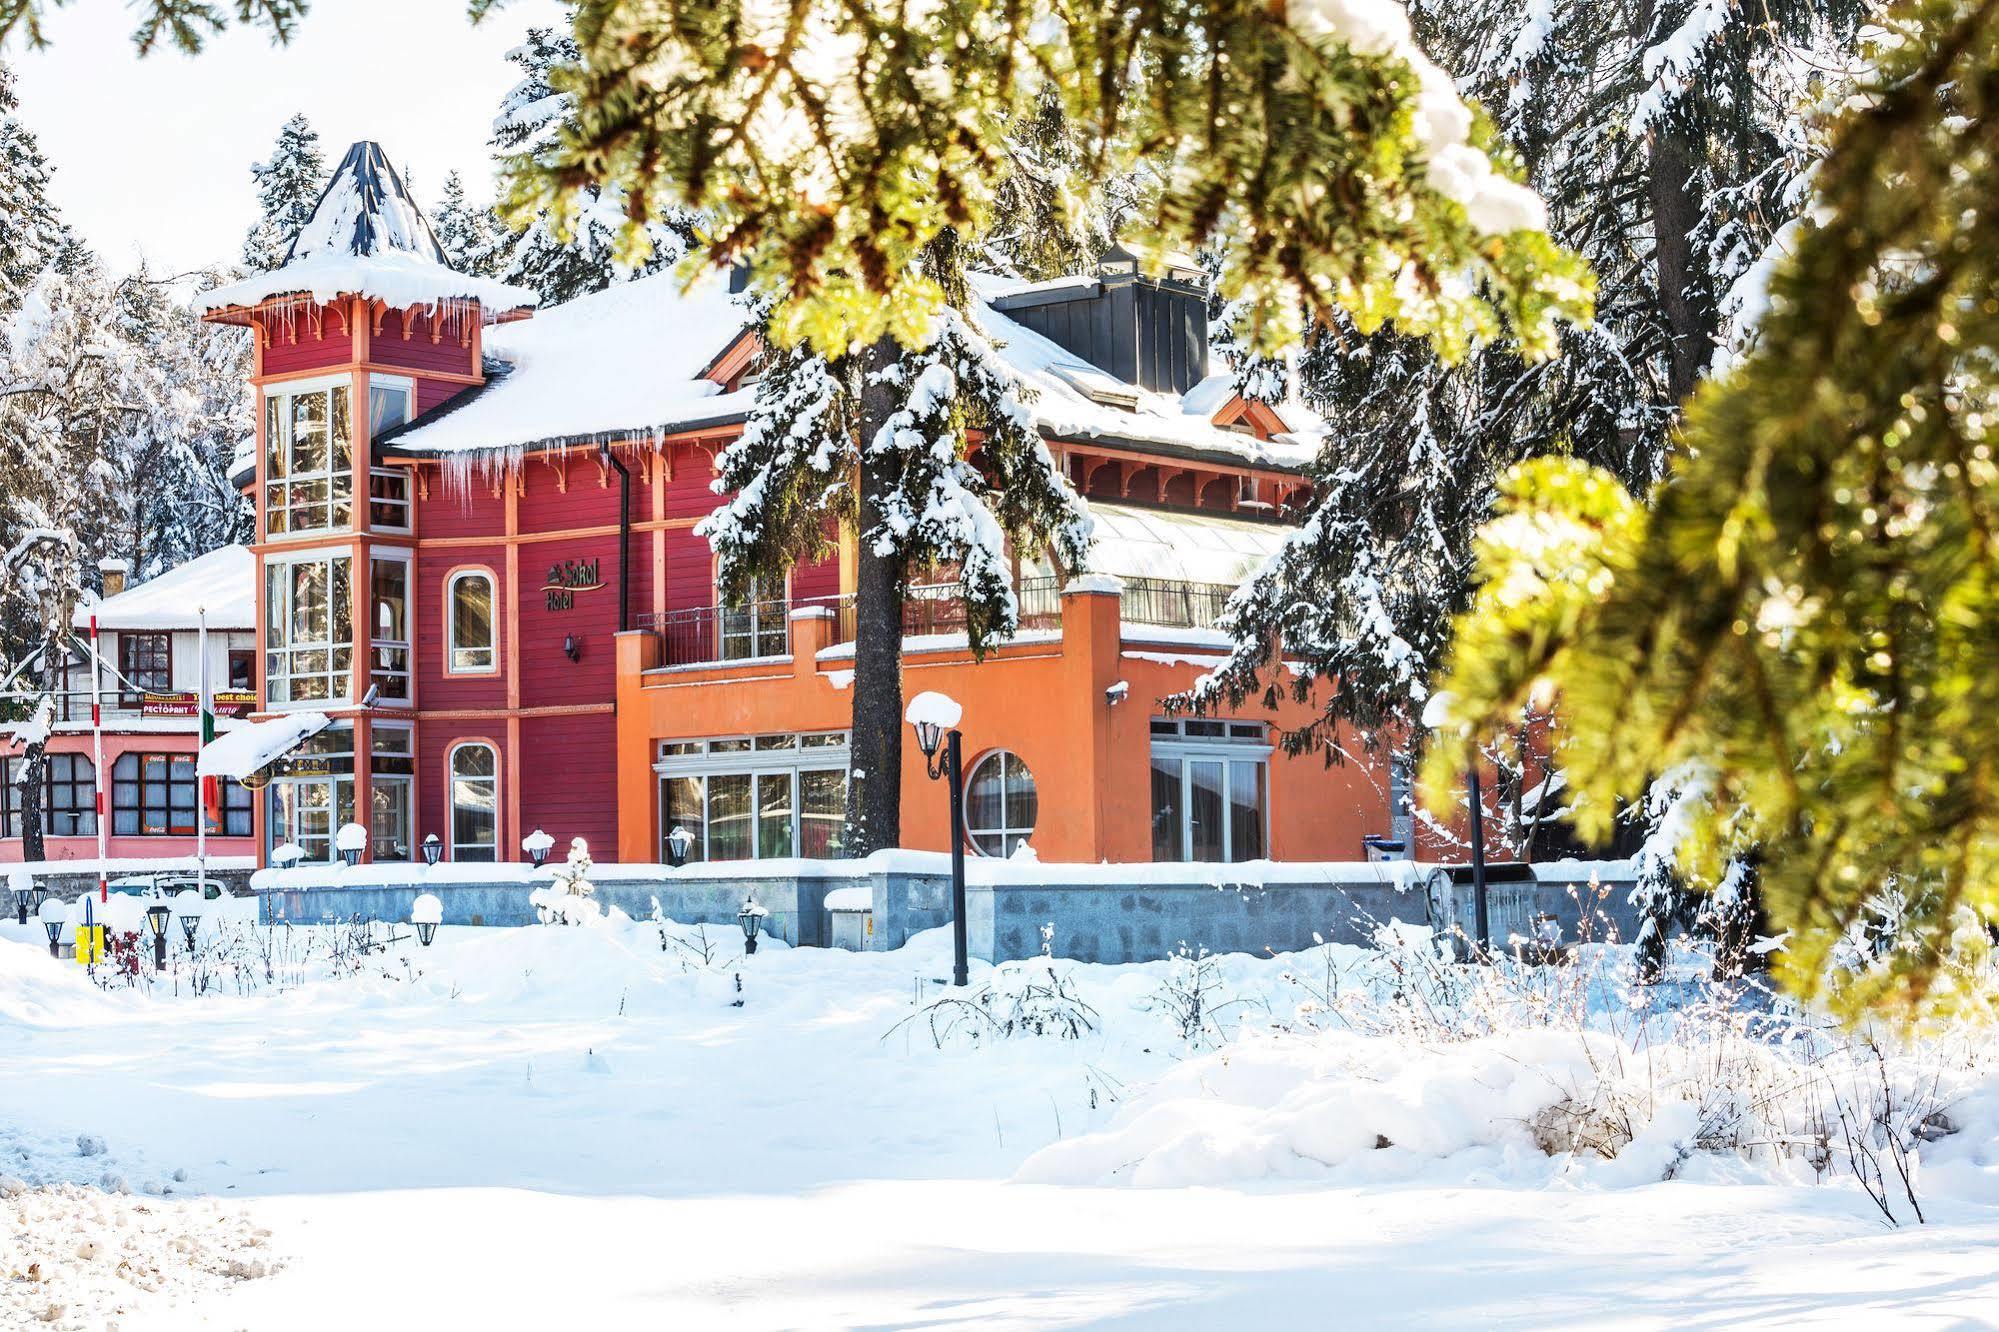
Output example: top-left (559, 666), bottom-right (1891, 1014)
top-left (965, 750), bottom-right (1037, 857)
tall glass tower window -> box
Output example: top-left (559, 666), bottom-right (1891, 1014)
top-left (264, 378), bottom-right (353, 536)
top-left (265, 553), bottom-right (354, 705)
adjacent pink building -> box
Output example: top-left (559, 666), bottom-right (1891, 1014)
top-left (0, 547), bottom-right (260, 867)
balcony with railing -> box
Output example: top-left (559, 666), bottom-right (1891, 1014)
top-left (636, 575), bottom-right (1238, 671)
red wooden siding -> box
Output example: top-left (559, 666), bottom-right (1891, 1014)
top-left (374, 308), bottom-right (479, 376)
top-left (517, 712), bottom-right (619, 853)
top-left (416, 542), bottom-right (508, 712)
top-left (262, 305), bottom-right (352, 376)
top-left (663, 446), bottom-right (721, 520)
top-left (419, 480), bottom-right (506, 540)
top-left (663, 527), bottom-right (714, 614)
top-left (415, 378), bottom-right (470, 416)
top-left (794, 551), bottom-right (839, 604)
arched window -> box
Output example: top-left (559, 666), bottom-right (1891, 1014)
top-left (447, 570), bottom-right (495, 673)
top-left (449, 743), bottom-right (499, 862)
top-left (965, 750), bottom-right (1037, 857)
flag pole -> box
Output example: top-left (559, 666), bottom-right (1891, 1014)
top-left (89, 614), bottom-right (106, 905)
top-left (197, 606), bottom-right (209, 886)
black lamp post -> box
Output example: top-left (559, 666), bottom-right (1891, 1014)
top-left (13, 885), bottom-right (28, 925)
top-left (908, 693), bottom-right (969, 988)
top-left (144, 903), bottom-right (171, 971)
top-left (665, 825), bottom-right (693, 869)
top-left (422, 833), bottom-right (443, 867)
top-left (177, 901), bottom-right (202, 951)
top-left (41, 902), bottom-right (64, 956)
top-left (415, 919), bottom-right (438, 946)
top-left (525, 832), bottom-right (551, 869)
top-left (738, 898), bottom-right (766, 955)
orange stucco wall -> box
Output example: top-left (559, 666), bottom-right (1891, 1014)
top-left (613, 588), bottom-right (1391, 864)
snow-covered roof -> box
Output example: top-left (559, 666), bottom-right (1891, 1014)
top-left (383, 268), bottom-right (1321, 472)
top-left (73, 545), bottom-right (254, 631)
top-left (973, 294), bottom-right (1319, 471)
top-left (196, 142), bottom-right (536, 319)
top-left (1082, 503), bottom-right (1291, 587)
top-left (197, 711), bottom-right (329, 780)
top-left (383, 269), bottom-right (750, 457)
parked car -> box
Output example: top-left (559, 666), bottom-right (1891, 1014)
top-left (105, 874), bottom-right (229, 902)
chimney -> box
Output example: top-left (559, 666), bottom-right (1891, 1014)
top-left (98, 558), bottom-right (129, 598)
top-left (989, 245), bottom-right (1211, 395)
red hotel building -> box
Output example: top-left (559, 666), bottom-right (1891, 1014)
top-left (194, 142), bottom-right (1403, 868)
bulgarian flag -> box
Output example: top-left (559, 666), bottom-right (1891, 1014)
top-left (201, 701), bottom-right (222, 827)
top-left (198, 610), bottom-right (220, 830)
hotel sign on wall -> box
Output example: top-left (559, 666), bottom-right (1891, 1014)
top-left (543, 558), bottom-right (603, 611)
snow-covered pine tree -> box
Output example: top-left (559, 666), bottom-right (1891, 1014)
top-left (1184, 0), bottom-right (1865, 844)
top-left (100, 264), bottom-right (253, 574)
top-left (0, 264), bottom-right (136, 860)
top-left (483, 20), bottom-right (692, 305)
top-left (432, 171), bottom-right (500, 278)
top-left (0, 63), bottom-right (67, 313)
top-left (242, 113), bottom-right (325, 273)
top-left (700, 236), bottom-right (1092, 854)
top-left (979, 86), bottom-right (1147, 284)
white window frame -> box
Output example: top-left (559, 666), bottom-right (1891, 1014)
top-left (448, 741), bottom-right (500, 862)
top-left (264, 548), bottom-right (354, 709)
top-left (371, 720), bottom-right (416, 862)
top-left (368, 549), bottom-right (413, 703)
top-left (1149, 718), bottom-right (1272, 863)
top-left (964, 749), bottom-right (1038, 858)
top-left (654, 732), bottom-right (849, 862)
top-left (263, 373), bottom-right (354, 539)
top-left (366, 374), bottom-right (415, 533)
top-left (446, 569), bottom-right (498, 675)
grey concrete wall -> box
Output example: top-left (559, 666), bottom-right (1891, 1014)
top-left (965, 875), bottom-right (1422, 964)
top-left (249, 858), bottom-right (1641, 966)
top-left (256, 867), bottom-right (874, 948)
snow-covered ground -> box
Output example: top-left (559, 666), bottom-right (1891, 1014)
top-left (4, 909), bottom-right (1997, 1330)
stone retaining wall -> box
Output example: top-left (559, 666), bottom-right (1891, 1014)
top-left (248, 856), bottom-right (1641, 965)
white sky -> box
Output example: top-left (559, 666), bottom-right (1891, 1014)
top-left (8, 0), bottom-right (566, 276)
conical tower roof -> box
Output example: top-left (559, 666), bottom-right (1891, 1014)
top-left (197, 141), bottom-right (536, 322)
top-left (284, 141), bottom-right (447, 266)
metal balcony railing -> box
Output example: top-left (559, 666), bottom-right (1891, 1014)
top-left (639, 576), bottom-right (1238, 669)
top-left (1117, 577), bottom-right (1237, 630)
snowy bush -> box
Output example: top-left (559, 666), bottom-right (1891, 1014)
top-left (890, 926), bottom-right (1098, 1047)
top-left (1147, 943), bottom-right (1260, 1049)
top-left (530, 838), bottom-right (601, 927)
top-left (1023, 934), bottom-right (1994, 1222)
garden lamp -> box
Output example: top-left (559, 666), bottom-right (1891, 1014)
top-left (144, 903), bottom-right (171, 970)
top-left (738, 898), bottom-right (766, 955)
top-left (666, 825), bottom-right (694, 869)
top-left (39, 897), bottom-right (65, 956)
top-left (410, 894), bottom-right (442, 947)
top-left (422, 833), bottom-right (443, 867)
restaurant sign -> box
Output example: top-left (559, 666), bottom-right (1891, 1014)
top-left (140, 691), bottom-right (256, 718)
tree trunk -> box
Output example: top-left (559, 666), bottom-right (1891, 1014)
top-left (843, 340), bottom-right (908, 856)
top-left (1647, 109), bottom-right (1712, 405)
